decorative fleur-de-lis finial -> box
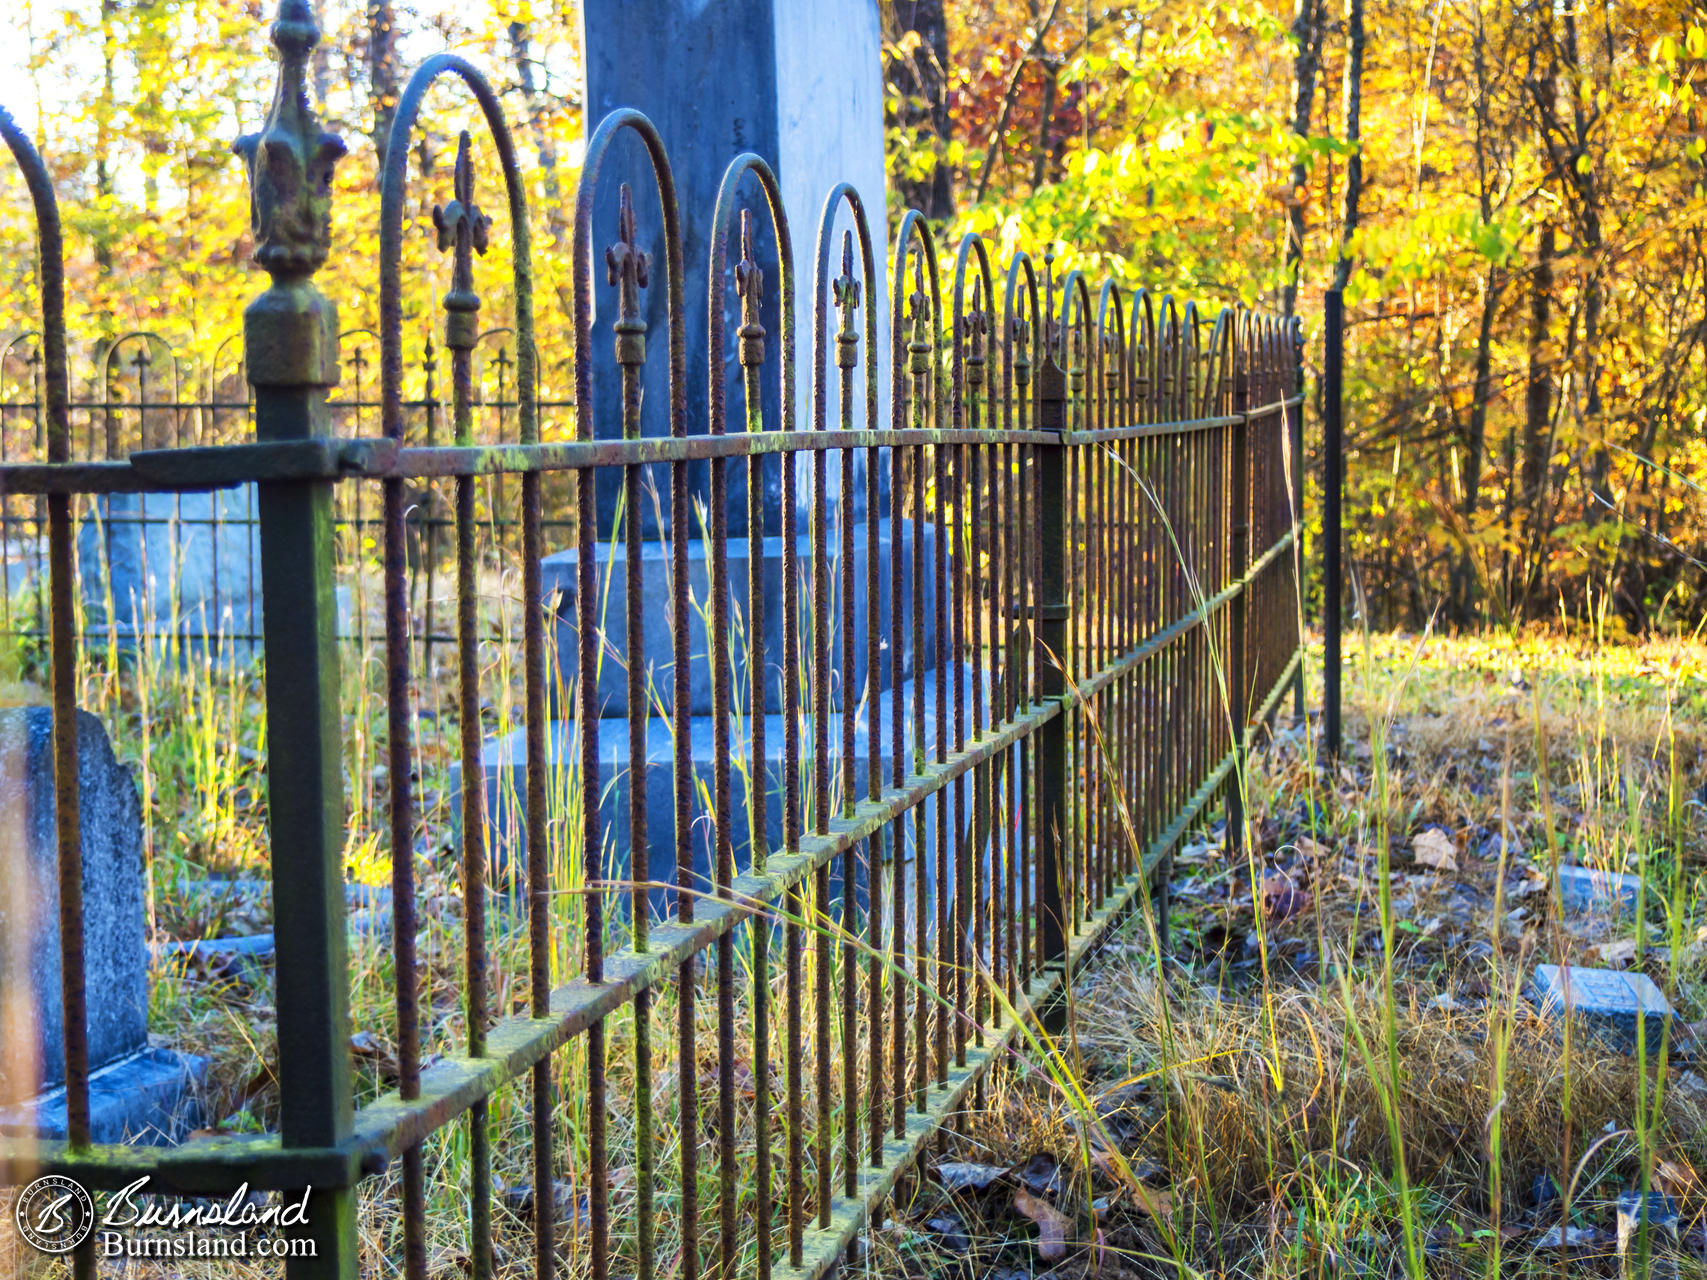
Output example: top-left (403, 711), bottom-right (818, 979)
top-left (605, 184), bottom-right (651, 368)
top-left (964, 277), bottom-right (988, 391)
top-left (907, 250), bottom-right (932, 380)
top-left (233, 0), bottom-right (347, 388)
top-left (1012, 310), bottom-right (1033, 381)
top-left (432, 131), bottom-right (492, 352)
top-left (735, 209), bottom-right (766, 369)
top-left (833, 231), bottom-right (861, 371)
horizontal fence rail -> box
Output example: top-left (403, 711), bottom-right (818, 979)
top-left (0, 4), bottom-right (1305, 1278)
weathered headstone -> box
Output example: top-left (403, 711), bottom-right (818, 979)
top-left (1530, 963), bottom-right (1673, 1054)
top-left (0, 706), bottom-right (204, 1141)
top-left (78, 486), bottom-right (262, 656)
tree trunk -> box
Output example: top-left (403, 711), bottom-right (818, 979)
top-left (509, 22), bottom-right (565, 242)
top-left (1032, 57), bottom-right (1059, 193)
top-left (1520, 221), bottom-right (1556, 619)
top-left (1282, 0), bottom-right (1325, 317)
top-left (1564, 6), bottom-right (1609, 514)
top-left (892, 0), bottom-right (955, 218)
top-left (368, 0), bottom-right (402, 171)
top-left (1331, 0), bottom-right (1364, 293)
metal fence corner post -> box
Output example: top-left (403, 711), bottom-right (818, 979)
top-left (235, 2), bottom-right (357, 1274)
top-left (1034, 349), bottom-right (1069, 970)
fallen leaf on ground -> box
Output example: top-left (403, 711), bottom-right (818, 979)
top-left (934, 1161), bottom-right (1008, 1191)
top-left (1130, 1183), bottom-right (1173, 1221)
top-left (1597, 937), bottom-right (1638, 967)
top-left (1014, 1187), bottom-right (1072, 1259)
top-left (1015, 1152), bottom-right (1064, 1197)
top-left (1412, 829), bottom-right (1458, 872)
top-left (922, 1211), bottom-right (971, 1253)
top-left (1531, 1225), bottom-right (1598, 1250)
top-left (1263, 874), bottom-right (1311, 922)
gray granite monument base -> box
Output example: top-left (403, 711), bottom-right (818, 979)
top-left (0, 1047), bottom-right (208, 1144)
top-left (451, 665), bottom-right (1009, 933)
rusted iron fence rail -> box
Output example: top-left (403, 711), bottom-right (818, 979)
top-left (0, 4), bottom-right (1304, 1277)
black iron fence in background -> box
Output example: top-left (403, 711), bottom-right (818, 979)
top-left (0, 2), bottom-right (1305, 1278)
top-left (0, 324), bottom-right (566, 659)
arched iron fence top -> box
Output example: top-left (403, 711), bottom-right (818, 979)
top-left (208, 330), bottom-right (248, 396)
top-left (1095, 279), bottom-right (1128, 427)
top-left (1246, 311), bottom-right (1268, 404)
top-left (1152, 293), bottom-right (1183, 418)
top-left (0, 104), bottom-right (67, 462)
top-left (1000, 250), bottom-right (1043, 423)
top-left (707, 154), bottom-right (795, 440)
top-left (1127, 288), bottom-right (1158, 424)
top-left (1197, 306), bottom-right (1234, 419)
top-left (573, 108), bottom-right (685, 447)
top-left (1055, 266), bottom-right (1093, 363)
top-left (1236, 307), bottom-right (1262, 407)
top-left (949, 231), bottom-right (995, 432)
top-left (0, 330), bottom-right (42, 369)
top-left (379, 54), bottom-right (536, 445)
top-left (811, 182), bottom-right (880, 435)
top-left (889, 208), bottom-right (944, 432)
top-left (1177, 300), bottom-right (1207, 418)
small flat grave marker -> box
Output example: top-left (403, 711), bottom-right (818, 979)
top-left (1530, 963), bottom-right (1673, 1054)
top-left (1556, 864), bottom-right (1643, 916)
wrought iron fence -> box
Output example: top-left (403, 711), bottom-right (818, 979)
top-left (0, 2), bottom-right (1305, 1277)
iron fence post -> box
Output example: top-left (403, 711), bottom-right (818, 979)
top-left (1291, 321), bottom-right (1306, 720)
top-left (1227, 347), bottom-right (1250, 853)
top-left (235, 2), bottom-right (357, 1274)
top-left (1323, 289), bottom-right (1343, 762)
top-left (1035, 350), bottom-right (1069, 968)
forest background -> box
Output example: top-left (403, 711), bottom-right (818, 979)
top-left (2, 0), bottom-right (1704, 633)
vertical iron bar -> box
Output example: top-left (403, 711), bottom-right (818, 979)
top-left (1035, 344), bottom-right (1068, 968)
top-left (1323, 289), bottom-right (1343, 761)
top-left (436, 129), bottom-right (493, 1280)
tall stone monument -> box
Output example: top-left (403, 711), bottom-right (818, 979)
top-left (458, 0), bottom-right (968, 902)
top-left (577, 0), bottom-right (891, 537)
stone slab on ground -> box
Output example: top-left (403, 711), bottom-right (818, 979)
top-left (0, 706), bottom-right (148, 1092)
top-left (1530, 963), bottom-right (1673, 1053)
top-left (0, 1047), bottom-right (207, 1144)
top-left (1556, 863), bottom-right (1643, 915)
